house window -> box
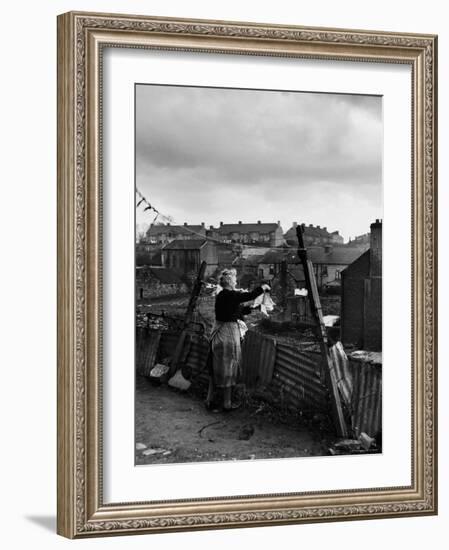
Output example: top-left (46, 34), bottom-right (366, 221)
top-left (335, 270), bottom-right (341, 280)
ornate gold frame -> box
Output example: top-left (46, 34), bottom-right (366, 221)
top-left (57, 11), bottom-right (438, 538)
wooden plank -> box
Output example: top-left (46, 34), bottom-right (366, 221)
top-left (169, 261), bottom-right (207, 375)
top-left (296, 225), bottom-right (348, 437)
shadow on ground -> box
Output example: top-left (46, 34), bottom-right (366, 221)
top-left (25, 515), bottom-right (56, 533)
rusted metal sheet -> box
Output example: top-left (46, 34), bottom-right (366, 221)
top-left (186, 335), bottom-right (210, 385)
top-left (349, 358), bottom-right (382, 438)
top-left (241, 331), bottom-right (276, 390)
top-left (137, 328), bottom-right (210, 385)
top-left (329, 342), bottom-right (353, 409)
top-left (158, 331), bottom-right (180, 361)
top-left (271, 343), bottom-right (328, 411)
top-left (135, 328), bottom-right (161, 376)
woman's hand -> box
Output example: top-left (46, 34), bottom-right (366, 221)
top-left (261, 283), bottom-right (271, 292)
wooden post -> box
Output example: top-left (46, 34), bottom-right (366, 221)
top-left (279, 259), bottom-right (288, 310)
top-left (296, 225), bottom-right (348, 437)
top-left (185, 261), bottom-right (207, 325)
top-left (169, 261), bottom-right (207, 375)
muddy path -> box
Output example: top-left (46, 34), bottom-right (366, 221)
top-left (135, 375), bottom-right (335, 465)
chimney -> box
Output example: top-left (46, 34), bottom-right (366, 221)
top-left (209, 225), bottom-right (214, 230)
top-left (277, 220), bottom-right (280, 225)
top-left (317, 225), bottom-right (321, 229)
top-left (167, 222), bottom-right (171, 226)
top-left (309, 224), bottom-right (313, 228)
top-left (292, 221), bottom-right (298, 228)
top-left (257, 220), bottom-right (261, 224)
top-left (370, 219), bottom-right (382, 277)
top-left (323, 226), bottom-right (327, 232)
top-left (238, 221), bottom-right (242, 224)
top-left (183, 222), bottom-right (187, 226)
top-left (201, 222), bottom-right (205, 227)
top-left (220, 221), bottom-right (223, 227)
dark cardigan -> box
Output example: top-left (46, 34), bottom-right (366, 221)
top-left (214, 287), bottom-right (264, 322)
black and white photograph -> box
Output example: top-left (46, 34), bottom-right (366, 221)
top-left (134, 83), bottom-right (383, 465)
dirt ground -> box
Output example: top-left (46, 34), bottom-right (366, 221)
top-left (135, 375), bottom-right (335, 465)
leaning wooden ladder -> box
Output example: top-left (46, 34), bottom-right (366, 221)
top-left (169, 261), bottom-right (207, 376)
top-left (296, 225), bottom-right (348, 437)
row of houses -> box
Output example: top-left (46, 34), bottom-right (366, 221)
top-left (137, 232), bottom-right (374, 292)
top-left (143, 220), bottom-right (345, 248)
top-left (136, 221), bottom-right (382, 350)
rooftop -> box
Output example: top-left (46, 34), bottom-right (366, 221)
top-left (307, 247), bottom-right (365, 265)
top-left (217, 222), bottom-right (280, 234)
top-left (284, 223), bottom-right (340, 239)
top-left (162, 239), bottom-right (208, 250)
top-left (258, 246), bottom-right (365, 265)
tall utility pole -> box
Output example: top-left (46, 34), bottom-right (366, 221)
top-left (296, 225), bottom-right (348, 437)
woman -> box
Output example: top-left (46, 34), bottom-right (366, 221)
top-left (206, 269), bottom-right (270, 411)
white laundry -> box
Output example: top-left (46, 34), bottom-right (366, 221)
top-left (323, 315), bottom-right (340, 327)
top-left (237, 319), bottom-right (248, 339)
top-left (253, 292), bottom-right (275, 317)
top-left (294, 288), bottom-right (308, 296)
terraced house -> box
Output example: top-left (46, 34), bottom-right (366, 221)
top-left (210, 220), bottom-right (284, 246)
top-left (146, 222), bottom-right (207, 245)
top-left (284, 222), bottom-right (344, 247)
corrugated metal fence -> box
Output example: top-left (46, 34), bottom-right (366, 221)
top-left (241, 331), bottom-right (277, 389)
top-left (348, 358), bottom-right (382, 438)
top-left (271, 344), bottom-right (328, 412)
top-left (136, 327), bottom-right (161, 377)
top-left (329, 342), bottom-right (382, 438)
top-left (136, 327), bottom-right (382, 438)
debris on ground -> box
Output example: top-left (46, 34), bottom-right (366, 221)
top-left (142, 447), bottom-right (169, 456)
top-left (238, 424), bottom-right (255, 441)
top-left (359, 432), bottom-right (376, 451)
top-left (332, 439), bottom-right (362, 452)
top-left (329, 432), bottom-right (379, 455)
top-left (168, 369), bottom-right (191, 391)
top-left (149, 363), bottom-right (170, 384)
top-left (136, 443), bottom-right (147, 451)
top-left (198, 420), bottom-right (223, 439)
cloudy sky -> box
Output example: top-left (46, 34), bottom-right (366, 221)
top-left (136, 84), bottom-right (382, 241)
